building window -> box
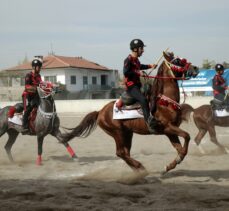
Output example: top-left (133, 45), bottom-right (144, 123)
top-left (101, 75), bottom-right (108, 85)
top-left (70, 76), bottom-right (76, 84)
top-left (83, 76), bottom-right (88, 85)
top-left (83, 76), bottom-right (88, 90)
top-left (44, 76), bottom-right (57, 84)
top-left (92, 76), bottom-right (97, 85)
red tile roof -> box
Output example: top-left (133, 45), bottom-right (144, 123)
top-left (5, 55), bottom-right (111, 71)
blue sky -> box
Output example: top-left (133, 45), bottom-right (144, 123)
top-left (0, 0), bottom-right (229, 71)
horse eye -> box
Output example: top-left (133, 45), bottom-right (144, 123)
top-left (173, 59), bottom-right (181, 66)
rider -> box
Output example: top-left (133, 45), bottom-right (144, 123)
top-left (123, 38), bottom-right (158, 131)
top-left (22, 57), bottom-right (43, 130)
top-left (212, 63), bottom-right (228, 104)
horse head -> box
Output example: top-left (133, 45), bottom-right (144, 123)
top-left (149, 51), bottom-right (199, 108)
top-left (162, 51), bottom-right (199, 79)
top-left (37, 81), bottom-right (56, 99)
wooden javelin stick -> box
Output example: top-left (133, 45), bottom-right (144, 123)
top-left (148, 47), bottom-right (170, 75)
top-left (154, 47), bottom-right (170, 66)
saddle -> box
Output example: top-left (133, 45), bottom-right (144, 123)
top-left (8, 103), bottom-right (38, 134)
top-left (116, 91), bottom-right (142, 111)
top-left (210, 99), bottom-right (229, 112)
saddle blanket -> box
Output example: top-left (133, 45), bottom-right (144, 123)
top-left (113, 100), bottom-right (143, 120)
top-left (214, 109), bottom-right (229, 117)
top-left (8, 114), bottom-right (23, 125)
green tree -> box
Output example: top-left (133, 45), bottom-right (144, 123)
top-left (201, 59), bottom-right (216, 69)
top-left (222, 61), bottom-right (229, 69)
top-left (202, 59), bottom-right (211, 69)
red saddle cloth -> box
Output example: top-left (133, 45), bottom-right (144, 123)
top-left (8, 106), bottom-right (38, 134)
top-left (8, 106), bottom-right (16, 118)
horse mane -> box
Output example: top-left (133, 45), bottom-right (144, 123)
top-left (150, 61), bottom-right (166, 98)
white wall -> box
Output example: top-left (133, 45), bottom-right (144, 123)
top-left (41, 68), bottom-right (65, 84)
top-left (65, 68), bottom-right (83, 91)
top-left (0, 96), bottom-right (212, 113)
top-left (41, 67), bottom-right (116, 92)
top-left (65, 68), bottom-right (113, 92)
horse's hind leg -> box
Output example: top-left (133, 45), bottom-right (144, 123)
top-left (194, 129), bottom-right (207, 154)
top-left (208, 126), bottom-right (229, 153)
top-left (5, 130), bottom-right (19, 162)
top-left (51, 128), bottom-right (77, 159)
top-left (115, 131), bottom-right (145, 171)
top-left (194, 129), bottom-right (207, 145)
top-left (100, 125), bottom-right (145, 171)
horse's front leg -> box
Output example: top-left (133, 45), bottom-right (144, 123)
top-left (163, 124), bottom-right (190, 173)
top-left (37, 136), bottom-right (44, 165)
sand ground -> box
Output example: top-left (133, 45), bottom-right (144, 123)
top-left (0, 112), bottom-right (229, 211)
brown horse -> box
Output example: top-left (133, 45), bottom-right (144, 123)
top-left (62, 52), bottom-right (199, 173)
top-left (181, 103), bottom-right (229, 154)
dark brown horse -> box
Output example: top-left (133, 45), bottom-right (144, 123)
top-left (62, 52), bottom-right (199, 173)
top-left (181, 103), bottom-right (229, 154)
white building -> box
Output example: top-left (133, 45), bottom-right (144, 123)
top-left (0, 55), bottom-right (119, 100)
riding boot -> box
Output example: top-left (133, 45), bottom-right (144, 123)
top-left (22, 109), bottom-right (30, 132)
top-left (147, 115), bottom-right (158, 133)
top-left (141, 103), bottom-right (158, 133)
top-left (150, 96), bottom-right (157, 114)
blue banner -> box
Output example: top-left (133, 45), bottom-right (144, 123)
top-left (179, 69), bottom-right (229, 92)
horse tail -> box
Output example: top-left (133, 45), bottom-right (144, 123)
top-left (60, 126), bottom-right (75, 130)
top-left (62, 111), bottom-right (99, 143)
top-left (181, 103), bottom-right (194, 122)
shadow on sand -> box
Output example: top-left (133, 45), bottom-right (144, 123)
top-left (49, 155), bottom-right (118, 163)
top-left (162, 169), bottom-right (229, 181)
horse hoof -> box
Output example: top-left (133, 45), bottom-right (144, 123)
top-left (36, 161), bottom-right (42, 166)
top-left (225, 148), bottom-right (229, 154)
top-left (197, 145), bottom-right (206, 154)
top-left (72, 157), bottom-right (78, 161)
top-left (36, 156), bottom-right (42, 165)
top-left (160, 166), bottom-right (168, 176)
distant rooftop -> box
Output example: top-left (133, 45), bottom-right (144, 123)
top-left (4, 55), bottom-right (110, 71)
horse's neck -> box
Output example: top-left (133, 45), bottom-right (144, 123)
top-left (39, 98), bottom-right (55, 113)
top-left (153, 62), bottom-right (180, 102)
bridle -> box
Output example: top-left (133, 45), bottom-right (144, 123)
top-left (37, 86), bottom-right (56, 120)
top-left (38, 86), bottom-right (55, 99)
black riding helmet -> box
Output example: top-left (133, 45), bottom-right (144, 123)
top-left (31, 58), bottom-right (43, 68)
top-left (215, 63), bottom-right (224, 72)
top-left (130, 39), bottom-right (146, 50)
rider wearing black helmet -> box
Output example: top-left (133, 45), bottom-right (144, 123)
top-left (22, 57), bottom-right (43, 131)
top-left (212, 63), bottom-right (228, 103)
top-left (123, 39), bottom-right (158, 132)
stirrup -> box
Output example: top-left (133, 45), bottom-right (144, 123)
top-left (21, 123), bottom-right (29, 133)
top-left (147, 116), bottom-right (158, 133)
top-left (147, 124), bottom-right (156, 133)
top-left (21, 127), bottom-right (29, 133)
top-left (148, 116), bottom-right (157, 126)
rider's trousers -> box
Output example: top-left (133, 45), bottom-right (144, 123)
top-left (127, 85), bottom-right (150, 121)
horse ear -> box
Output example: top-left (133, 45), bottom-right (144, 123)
top-left (163, 51), bottom-right (174, 62)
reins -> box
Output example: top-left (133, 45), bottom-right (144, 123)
top-left (142, 58), bottom-right (189, 104)
top-left (141, 74), bottom-right (188, 80)
top-left (39, 89), bottom-right (55, 99)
